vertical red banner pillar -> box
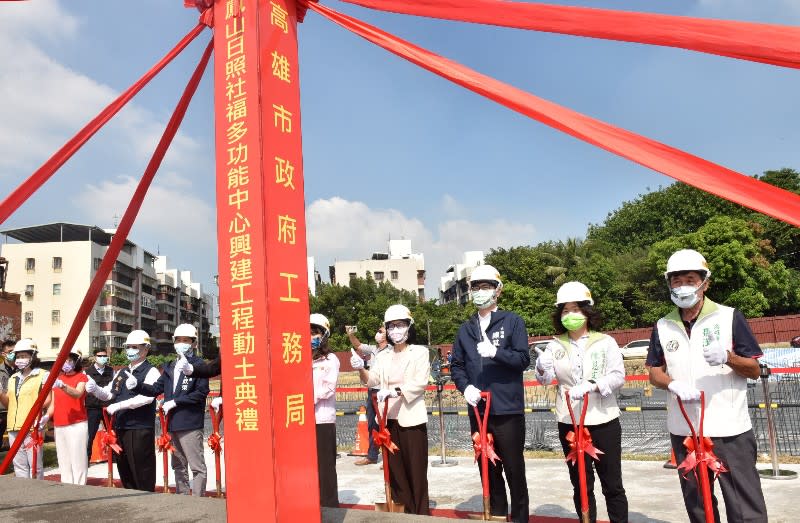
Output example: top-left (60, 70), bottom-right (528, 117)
top-left (213, 0), bottom-right (319, 521)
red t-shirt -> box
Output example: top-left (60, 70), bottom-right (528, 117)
top-left (53, 372), bottom-right (88, 427)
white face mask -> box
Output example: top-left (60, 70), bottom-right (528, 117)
top-left (174, 343), bottom-right (192, 355)
top-left (126, 348), bottom-right (141, 362)
top-left (387, 325), bottom-right (409, 344)
top-left (15, 358), bottom-right (30, 370)
top-left (472, 289), bottom-right (496, 309)
top-left (374, 332), bottom-right (386, 344)
top-left (670, 285), bottom-right (701, 309)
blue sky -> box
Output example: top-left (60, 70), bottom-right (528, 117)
top-left (1, 0), bottom-right (799, 301)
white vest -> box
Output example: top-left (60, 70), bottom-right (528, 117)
top-left (656, 299), bottom-right (751, 437)
top-left (551, 332), bottom-right (620, 425)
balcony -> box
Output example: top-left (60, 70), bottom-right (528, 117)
top-left (99, 321), bottom-right (133, 334)
top-left (155, 311), bottom-right (175, 322)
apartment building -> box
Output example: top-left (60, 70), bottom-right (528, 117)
top-left (1, 223), bottom-right (212, 359)
top-left (439, 251), bottom-right (485, 305)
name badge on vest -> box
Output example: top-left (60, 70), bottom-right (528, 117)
top-left (665, 340), bottom-right (680, 353)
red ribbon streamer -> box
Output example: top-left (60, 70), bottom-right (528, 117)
top-left (208, 404), bottom-right (224, 453)
top-left (157, 408), bottom-right (176, 454)
top-left (343, 0), bottom-right (800, 69)
top-left (0, 38), bottom-right (213, 477)
top-left (371, 427), bottom-right (399, 454)
top-left (471, 431), bottom-right (500, 465)
top-left (678, 435), bottom-right (728, 480)
top-left (304, 2), bottom-right (800, 228)
top-left (101, 409), bottom-right (123, 455)
top-left (564, 427), bottom-right (604, 465)
top-left (676, 392), bottom-right (721, 523)
top-left (183, 0), bottom-right (214, 27)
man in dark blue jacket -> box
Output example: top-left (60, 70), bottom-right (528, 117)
top-left (451, 264), bottom-right (530, 523)
top-left (132, 324), bottom-right (210, 496)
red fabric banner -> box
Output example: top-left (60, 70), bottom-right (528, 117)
top-left (343, 0), bottom-right (800, 69)
top-left (0, 22), bottom-right (207, 226)
top-left (306, 2), bottom-right (800, 228)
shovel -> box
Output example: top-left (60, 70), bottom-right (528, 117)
top-left (208, 402), bottom-right (224, 498)
top-left (468, 391), bottom-right (506, 521)
top-left (565, 390), bottom-right (596, 523)
top-left (101, 408), bottom-right (122, 487)
top-left (25, 411), bottom-right (44, 479)
top-left (156, 407), bottom-right (176, 493)
top-left (372, 395), bottom-right (404, 513)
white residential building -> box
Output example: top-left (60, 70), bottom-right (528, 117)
top-left (439, 251), bottom-right (485, 305)
top-left (1, 223), bottom-right (212, 360)
top-left (329, 240), bottom-right (426, 300)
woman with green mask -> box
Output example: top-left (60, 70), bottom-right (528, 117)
top-left (534, 281), bottom-right (628, 523)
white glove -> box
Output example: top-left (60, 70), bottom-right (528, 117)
top-left (376, 388), bottom-right (398, 403)
top-left (349, 348), bottom-right (365, 370)
top-left (106, 403), bottom-right (122, 416)
top-left (175, 355), bottom-right (193, 376)
top-left (464, 385), bottom-right (482, 407)
top-left (124, 370), bottom-right (138, 390)
top-left (703, 335), bottom-right (729, 366)
top-left (477, 340), bottom-right (497, 358)
top-left (85, 377), bottom-right (97, 394)
top-left (38, 414), bottom-right (49, 430)
top-left (53, 379), bottom-right (65, 389)
top-left (668, 380), bottom-right (702, 402)
top-left (568, 381), bottom-right (597, 400)
top-left (211, 396), bottom-right (223, 412)
top-left (535, 347), bottom-right (553, 373)
top-left (162, 399), bottom-right (177, 415)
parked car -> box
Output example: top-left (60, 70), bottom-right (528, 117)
top-left (620, 339), bottom-right (650, 360)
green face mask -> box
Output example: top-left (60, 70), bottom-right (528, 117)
top-left (561, 312), bottom-right (587, 332)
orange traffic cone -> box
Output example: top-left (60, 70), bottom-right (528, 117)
top-left (347, 405), bottom-right (370, 457)
top-left (663, 449), bottom-right (677, 469)
top-left (90, 427), bottom-right (107, 464)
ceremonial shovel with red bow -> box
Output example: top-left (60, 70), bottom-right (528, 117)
top-left (208, 402), bottom-right (224, 497)
top-left (565, 391), bottom-right (604, 523)
top-left (157, 406), bottom-right (176, 493)
top-left (468, 391), bottom-right (505, 521)
top-left (24, 411), bottom-right (44, 479)
top-left (371, 395), bottom-right (403, 513)
top-left (101, 408), bottom-right (122, 487)
top-left (676, 391), bottom-right (728, 523)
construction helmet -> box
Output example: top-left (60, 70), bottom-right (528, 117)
top-left (384, 304), bottom-right (414, 325)
top-left (173, 323), bottom-right (198, 340)
top-left (309, 313), bottom-right (331, 338)
top-left (664, 249), bottom-right (710, 280)
top-left (125, 330), bottom-right (151, 347)
top-left (469, 264), bottom-right (503, 290)
top-left (555, 281), bottom-right (594, 306)
top-left (13, 338), bottom-right (38, 353)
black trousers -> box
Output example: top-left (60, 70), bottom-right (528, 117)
top-left (316, 423), bottom-right (339, 507)
top-left (86, 408), bottom-right (104, 458)
top-left (116, 428), bottom-right (156, 492)
top-left (469, 413), bottom-right (529, 523)
top-left (386, 420), bottom-right (430, 515)
top-left (365, 388), bottom-right (379, 462)
top-left (670, 430), bottom-right (767, 523)
top-left (558, 419), bottom-right (628, 523)
top-left (0, 411), bottom-right (7, 450)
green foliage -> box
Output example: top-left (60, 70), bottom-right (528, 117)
top-left (109, 351), bottom-right (177, 369)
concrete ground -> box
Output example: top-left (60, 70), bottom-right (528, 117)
top-left (30, 449), bottom-right (800, 522)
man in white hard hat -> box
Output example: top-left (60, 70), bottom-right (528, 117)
top-left (647, 249), bottom-right (767, 523)
top-left (86, 329), bottom-right (159, 491)
top-left (450, 265), bottom-right (530, 523)
top-left (129, 324), bottom-right (209, 496)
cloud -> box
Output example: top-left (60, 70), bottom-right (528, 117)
top-left (306, 197), bottom-right (536, 299)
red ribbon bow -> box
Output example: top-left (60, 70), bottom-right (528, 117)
top-left (371, 428), bottom-right (398, 454)
top-left (24, 429), bottom-right (43, 451)
top-left (565, 427), bottom-right (605, 465)
top-left (157, 432), bottom-right (176, 454)
top-left (208, 433), bottom-right (223, 452)
top-left (678, 435), bottom-right (728, 480)
top-left (183, 0), bottom-right (214, 27)
top-left (471, 431), bottom-right (501, 465)
top-left (101, 429), bottom-right (123, 455)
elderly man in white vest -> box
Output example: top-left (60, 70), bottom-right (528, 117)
top-left (647, 249), bottom-right (767, 523)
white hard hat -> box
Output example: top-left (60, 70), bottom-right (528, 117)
top-left (664, 249), bottom-right (710, 280)
top-left (13, 338), bottom-right (38, 353)
top-left (555, 281), bottom-right (594, 306)
top-left (310, 313), bottom-right (330, 337)
top-left (173, 323), bottom-right (198, 340)
top-left (125, 330), bottom-right (151, 347)
top-left (384, 304), bottom-right (414, 325)
top-left (469, 264), bottom-right (503, 289)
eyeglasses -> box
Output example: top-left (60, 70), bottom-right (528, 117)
top-left (471, 283), bottom-right (495, 291)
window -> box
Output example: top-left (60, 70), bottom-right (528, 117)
top-left (391, 271), bottom-right (399, 280)
top-left (25, 284), bottom-right (34, 297)
top-left (25, 258), bottom-right (35, 272)
top-left (51, 337), bottom-right (60, 350)
top-left (52, 310), bottom-right (60, 324)
top-left (374, 271), bottom-right (384, 281)
top-left (24, 311), bottom-right (33, 324)
top-left (93, 257), bottom-right (102, 270)
top-left (52, 256), bottom-right (62, 271)
top-left (53, 283), bottom-right (61, 295)
top-left (348, 272), bottom-right (357, 280)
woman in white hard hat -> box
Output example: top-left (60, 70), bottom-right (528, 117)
top-left (0, 339), bottom-right (52, 479)
top-left (311, 313), bottom-right (340, 508)
top-left (535, 281), bottom-right (628, 523)
top-left (350, 304), bottom-right (431, 515)
top-left (45, 349), bottom-right (89, 484)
